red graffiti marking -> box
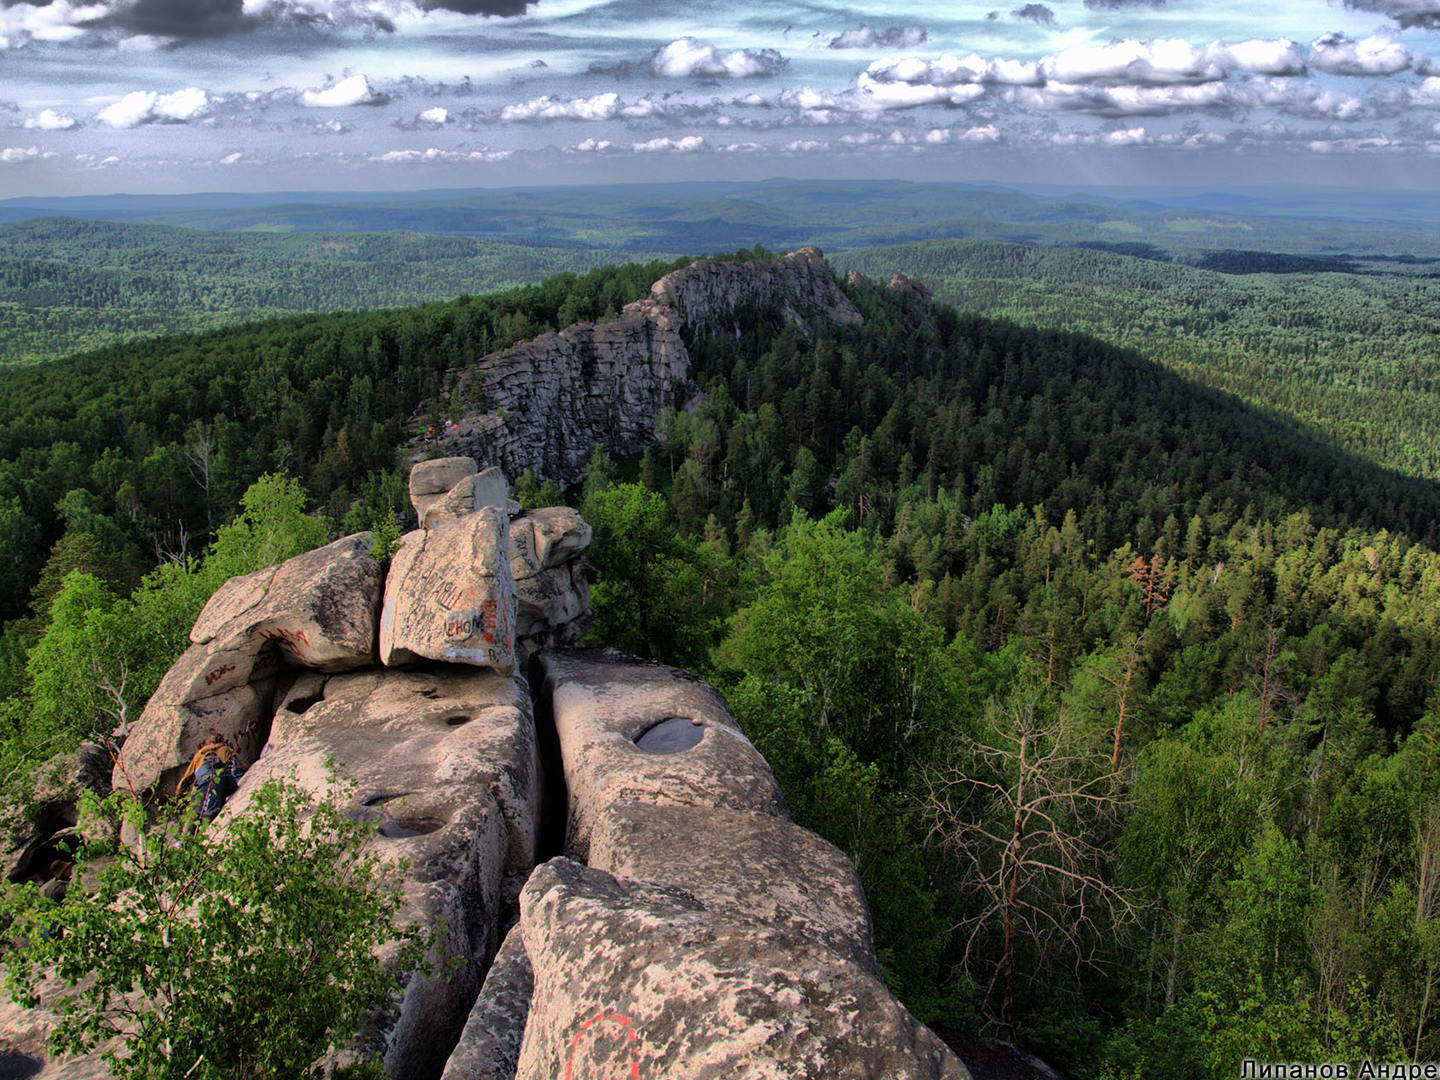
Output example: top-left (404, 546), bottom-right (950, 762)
top-left (565, 1009), bottom-right (640, 1080)
top-left (260, 627), bottom-right (311, 647)
top-left (204, 663), bottom-right (236, 687)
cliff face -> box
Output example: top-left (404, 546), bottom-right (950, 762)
top-left (420, 247), bottom-right (863, 486)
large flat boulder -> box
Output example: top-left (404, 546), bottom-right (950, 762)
top-left (422, 467), bottom-right (509, 530)
top-left (409, 457), bottom-right (478, 521)
top-left (514, 858), bottom-right (970, 1080)
top-left (225, 665), bottom-right (542, 1080)
top-left (189, 534), bottom-right (382, 674)
top-left (534, 649), bottom-right (787, 862)
top-left (380, 507), bottom-right (517, 674)
top-left (588, 799), bottom-right (877, 975)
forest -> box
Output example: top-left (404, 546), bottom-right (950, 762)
top-left (0, 217), bottom-right (665, 367)
top-left (2, 251), bottom-right (1439, 1078)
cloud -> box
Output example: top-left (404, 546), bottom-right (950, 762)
top-left (571, 137), bottom-right (611, 152)
top-left (632, 134), bottom-right (704, 152)
top-left (300, 74), bottom-right (385, 107)
top-left (83, 0), bottom-right (251, 40)
top-left (1016, 80), bottom-right (1233, 116)
top-left (649, 37), bottom-right (784, 79)
top-left (0, 145), bottom-right (40, 163)
top-left (1343, 0), bottom-right (1440, 29)
top-left (924, 124), bottom-right (1002, 143)
top-left (1084, 0), bottom-right (1167, 8)
top-left (25, 108), bottom-right (78, 130)
top-left (1045, 39), bottom-right (1227, 86)
top-left (372, 146), bottom-right (512, 162)
top-left (219, 151), bottom-right (243, 164)
top-left (864, 53), bottom-right (1044, 90)
top-left (1012, 4), bottom-right (1054, 24)
top-left (97, 87), bottom-right (211, 127)
top-left (1105, 126), bottom-right (1149, 145)
top-left (1310, 33), bottom-right (1411, 77)
top-left (1215, 39), bottom-right (1307, 76)
top-left (499, 92), bottom-right (619, 122)
top-left (828, 24), bottom-right (928, 49)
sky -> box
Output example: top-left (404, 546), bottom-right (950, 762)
top-left (2, 0), bottom-right (1440, 195)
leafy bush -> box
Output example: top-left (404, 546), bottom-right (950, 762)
top-left (0, 775), bottom-right (424, 1080)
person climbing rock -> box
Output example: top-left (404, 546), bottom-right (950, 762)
top-left (177, 742), bottom-right (246, 821)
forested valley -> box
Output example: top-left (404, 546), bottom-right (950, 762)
top-left (3, 251), bottom-right (1440, 1078)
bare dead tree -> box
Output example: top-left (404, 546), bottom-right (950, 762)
top-left (920, 676), bottom-right (1139, 1034)
top-left (181, 419), bottom-right (216, 534)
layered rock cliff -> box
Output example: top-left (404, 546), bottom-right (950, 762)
top-left (419, 248), bottom-right (864, 486)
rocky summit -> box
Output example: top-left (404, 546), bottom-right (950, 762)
top-left (4, 455), bottom-right (972, 1080)
top-left (420, 248), bottom-right (865, 485)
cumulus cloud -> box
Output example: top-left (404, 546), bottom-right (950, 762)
top-left (219, 150), bottom-right (243, 164)
top-left (1310, 33), bottom-right (1411, 77)
top-left (97, 87), bottom-right (211, 127)
top-left (1015, 80), bottom-right (1233, 116)
top-left (828, 24), bottom-right (927, 49)
top-left (1216, 39), bottom-right (1307, 76)
top-left (649, 37), bottom-right (784, 79)
top-left (25, 108), bottom-right (78, 130)
top-left (632, 134), bottom-right (704, 152)
top-left (76, 0), bottom-right (533, 41)
top-left (923, 124), bottom-right (1002, 143)
top-left (1012, 4), bottom-right (1054, 24)
top-left (572, 137), bottom-right (611, 152)
top-left (499, 92), bottom-right (619, 122)
top-left (0, 145), bottom-right (40, 163)
top-left (1105, 126), bottom-right (1149, 144)
top-left (372, 146), bottom-right (512, 162)
top-left (1343, 0), bottom-right (1440, 29)
top-left (1084, 0), bottom-right (1167, 8)
top-left (1045, 39), bottom-right (1227, 86)
top-left (866, 53), bottom-right (1044, 89)
top-left (300, 74), bottom-right (385, 107)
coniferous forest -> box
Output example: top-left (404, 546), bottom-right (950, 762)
top-left (3, 243), bottom-right (1440, 1078)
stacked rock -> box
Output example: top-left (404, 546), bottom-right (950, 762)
top-left (444, 648), bottom-right (972, 1080)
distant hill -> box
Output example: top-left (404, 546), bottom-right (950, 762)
top-left (0, 217), bottom-right (677, 366)
top-left (830, 238), bottom-right (1440, 485)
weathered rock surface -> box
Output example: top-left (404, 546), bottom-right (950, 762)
top-left (588, 799), bottom-right (877, 974)
top-left (421, 467), bottom-right (509, 530)
top-left (514, 858), bottom-right (970, 1080)
top-left (654, 246), bottom-right (864, 336)
top-left (188, 534), bottom-right (383, 674)
top-left (440, 925), bottom-right (533, 1080)
top-left (380, 508), bottom-right (517, 674)
top-left (225, 665), bottom-right (542, 1080)
top-left (111, 673), bottom-right (277, 797)
top-left (421, 249), bottom-right (864, 485)
top-left (409, 457), bottom-right (477, 521)
top-left (535, 648), bottom-right (787, 863)
top-left (2, 743), bottom-right (111, 883)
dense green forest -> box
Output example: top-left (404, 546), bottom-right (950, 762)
top-left (832, 240), bottom-right (1440, 486)
top-left (0, 217), bottom-right (673, 366)
top-left (5, 255), bottom-right (1440, 1077)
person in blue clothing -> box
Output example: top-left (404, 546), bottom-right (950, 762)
top-left (178, 742), bottom-right (246, 820)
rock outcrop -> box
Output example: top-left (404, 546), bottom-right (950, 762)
top-left (10, 451), bottom-right (974, 1077)
top-left (380, 506), bottom-right (518, 674)
top-left (420, 248), bottom-right (864, 485)
top-left (226, 666), bottom-right (541, 1080)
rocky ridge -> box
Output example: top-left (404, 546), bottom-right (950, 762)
top-left (421, 248), bottom-right (865, 485)
top-left (4, 456), bottom-right (971, 1080)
